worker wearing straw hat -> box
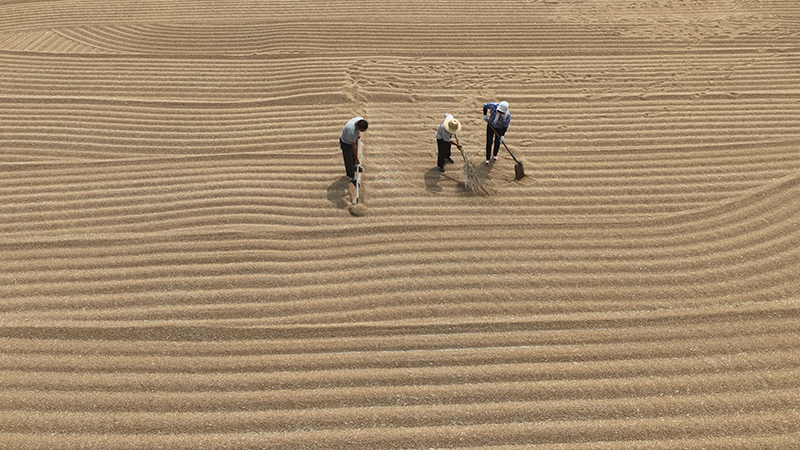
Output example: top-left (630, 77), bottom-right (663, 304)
top-left (339, 116), bottom-right (369, 185)
top-left (435, 114), bottom-right (463, 173)
top-left (482, 101), bottom-right (511, 165)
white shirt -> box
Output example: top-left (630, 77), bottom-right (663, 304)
top-left (340, 116), bottom-right (363, 144)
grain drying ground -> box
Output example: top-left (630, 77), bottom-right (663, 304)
top-left (1, 0), bottom-right (800, 448)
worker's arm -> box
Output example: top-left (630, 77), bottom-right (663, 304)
top-left (352, 142), bottom-right (360, 167)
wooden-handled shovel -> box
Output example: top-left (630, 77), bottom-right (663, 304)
top-left (487, 122), bottom-right (525, 180)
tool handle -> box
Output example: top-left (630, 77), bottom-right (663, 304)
top-left (355, 140), bottom-right (363, 204)
top-left (355, 172), bottom-right (360, 204)
top-left (454, 135), bottom-right (470, 164)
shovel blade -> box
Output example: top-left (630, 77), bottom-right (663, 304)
top-left (514, 161), bottom-right (525, 180)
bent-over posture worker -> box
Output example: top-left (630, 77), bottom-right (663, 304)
top-left (339, 117), bottom-right (368, 185)
top-left (435, 114), bottom-right (463, 173)
top-left (482, 101), bottom-right (510, 165)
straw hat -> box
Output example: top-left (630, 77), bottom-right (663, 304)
top-left (443, 116), bottom-right (462, 134)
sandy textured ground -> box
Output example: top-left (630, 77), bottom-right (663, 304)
top-left (1, 0), bottom-right (800, 448)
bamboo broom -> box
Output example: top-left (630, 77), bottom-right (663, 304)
top-left (455, 136), bottom-right (490, 194)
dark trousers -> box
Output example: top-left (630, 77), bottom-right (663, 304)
top-left (436, 139), bottom-right (452, 168)
top-left (340, 139), bottom-right (356, 178)
top-left (486, 124), bottom-right (507, 160)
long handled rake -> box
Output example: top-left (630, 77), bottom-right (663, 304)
top-left (353, 167), bottom-right (362, 204)
top-left (487, 122), bottom-right (525, 180)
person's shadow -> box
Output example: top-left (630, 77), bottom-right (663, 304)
top-left (424, 167), bottom-right (444, 193)
top-left (327, 176), bottom-right (352, 209)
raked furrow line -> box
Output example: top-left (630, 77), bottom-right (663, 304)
top-left (1, 0), bottom-right (799, 448)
